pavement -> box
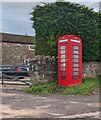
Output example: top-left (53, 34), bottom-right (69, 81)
top-left (1, 78), bottom-right (101, 119)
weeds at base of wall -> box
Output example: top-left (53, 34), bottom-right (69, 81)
top-left (24, 78), bottom-right (100, 96)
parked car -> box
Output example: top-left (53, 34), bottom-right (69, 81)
top-left (1, 64), bottom-right (30, 79)
top-left (0, 64), bottom-right (13, 78)
top-left (0, 71), bottom-right (1, 78)
top-left (18, 64), bottom-right (30, 72)
top-left (0, 64), bottom-right (13, 71)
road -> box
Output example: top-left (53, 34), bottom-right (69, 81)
top-left (1, 78), bottom-right (100, 119)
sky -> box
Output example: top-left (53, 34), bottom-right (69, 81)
top-left (0, 0), bottom-right (100, 36)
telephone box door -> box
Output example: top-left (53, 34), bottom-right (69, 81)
top-left (71, 41), bottom-right (82, 84)
top-left (58, 41), bottom-right (68, 86)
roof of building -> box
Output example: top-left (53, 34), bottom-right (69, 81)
top-left (0, 33), bottom-right (35, 44)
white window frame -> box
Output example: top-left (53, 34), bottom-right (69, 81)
top-left (29, 45), bottom-right (35, 50)
top-left (59, 39), bottom-right (68, 42)
top-left (71, 39), bottom-right (80, 43)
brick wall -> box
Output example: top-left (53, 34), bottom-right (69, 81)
top-left (1, 42), bottom-right (35, 65)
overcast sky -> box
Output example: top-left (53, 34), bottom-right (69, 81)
top-left (0, 0), bottom-right (100, 36)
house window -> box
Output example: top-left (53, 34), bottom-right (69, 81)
top-left (29, 45), bottom-right (35, 50)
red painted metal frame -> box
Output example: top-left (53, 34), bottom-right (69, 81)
top-left (58, 34), bottom-right (82, 87)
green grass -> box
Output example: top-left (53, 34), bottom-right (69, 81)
top-left (24, 82), bottom-right (58, 96)
top-left (24, 78), bottom-right (101, 96)
top-left (62, 78), bottom-right (100, 95)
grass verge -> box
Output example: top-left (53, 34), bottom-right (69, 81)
top-left (24, 78), bottom-right (100, 96)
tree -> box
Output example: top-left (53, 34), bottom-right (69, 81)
top-left (31, 2), bottom-right (100, 61)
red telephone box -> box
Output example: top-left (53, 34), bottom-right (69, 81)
top-left (58, 34), bottom-right (82, 87)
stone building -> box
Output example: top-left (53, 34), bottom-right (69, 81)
top-left (0, 33), bottom-right (35, 65)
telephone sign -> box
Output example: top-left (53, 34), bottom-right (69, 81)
top-left (58, 34), bottom-right (82, 87)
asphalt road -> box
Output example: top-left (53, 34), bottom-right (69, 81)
top-left (1, 84), bottom-right (100, 119)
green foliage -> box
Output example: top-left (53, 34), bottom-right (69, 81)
top-left (62, 78), bottom-right (100, 95)
top-left (31, 2), bottom-right (100, 61)
top-left (99, 12), bottom-right (101, 61)
top-left (24, 78), bottom-right (100, 96)
top-left (25, 82), bottom-right (58, 96)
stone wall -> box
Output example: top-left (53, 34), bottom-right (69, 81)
top-left (30, 56), bottom-right (57, 84)
top-left (0, 42), bottom-right (2, 65)
top-left (29, 55), bottom-right (57, 85)
top-left (29, 56), bottom-right (100, 85)
top-left (83, 61), bottom-right (100, 78)
top-left (1, 42), bottom-right (35, 65)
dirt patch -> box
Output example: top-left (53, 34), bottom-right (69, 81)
top-left (2, 87), bottom-right (99, 118)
